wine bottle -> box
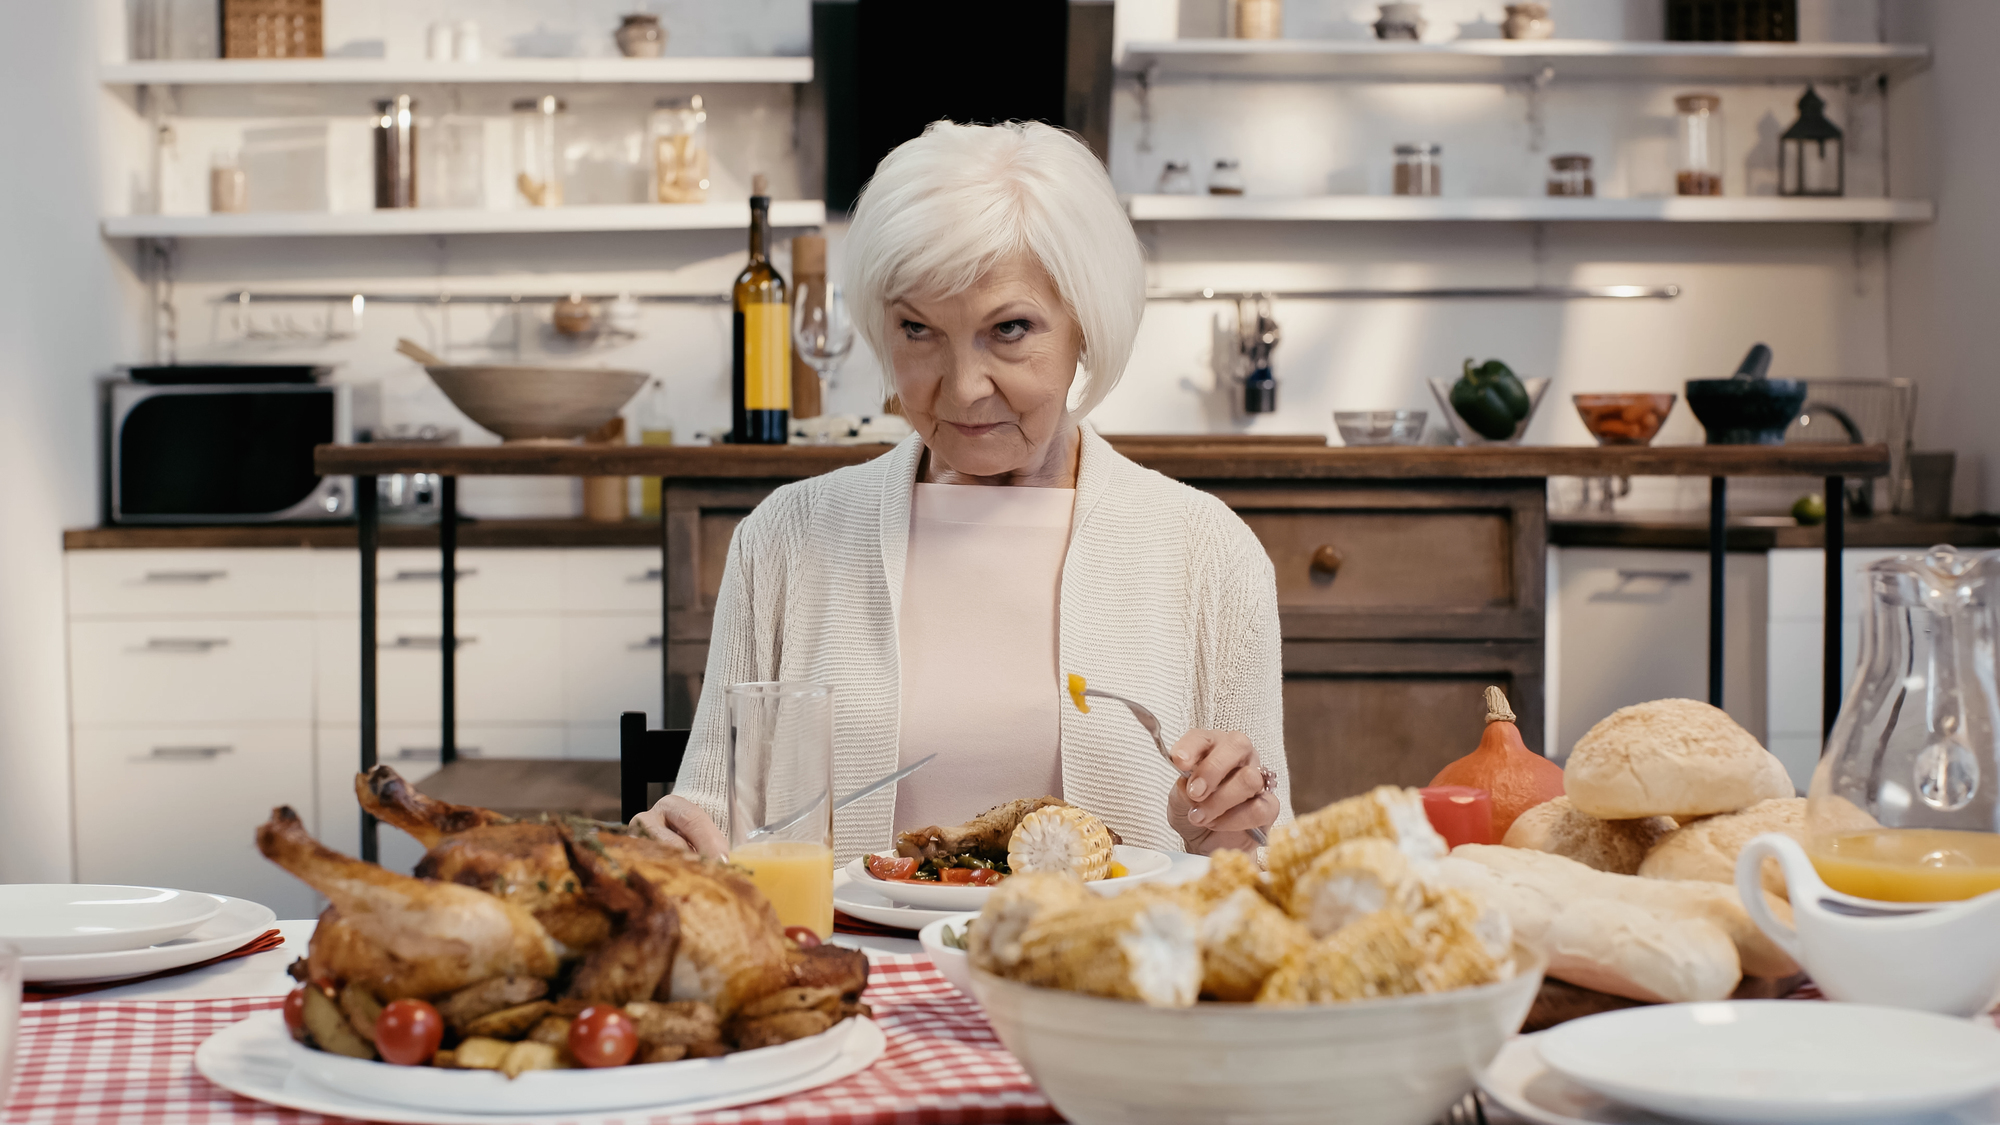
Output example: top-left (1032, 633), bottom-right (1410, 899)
top-left (731, 173), bottom-right (790, 444)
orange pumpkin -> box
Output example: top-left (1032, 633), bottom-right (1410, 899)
top-left (1428, 686), bottom-right (1565, 842)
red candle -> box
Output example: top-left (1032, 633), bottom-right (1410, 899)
top-left (1421, 786), bottom-right (1494, 849)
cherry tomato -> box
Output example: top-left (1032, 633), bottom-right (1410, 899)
top-left (784, 925), bottom-right (822, 949)
top-left (373, 998), bottom-right (445, 1066)
top-left (865, 855), bottom-right (917, 881)
top-left (939, 867), bottom-right (1003, 886)
top-left (569, 1005), bottom-right (639, 1068)
top-left (282, 986), bottom-right (308, 1035)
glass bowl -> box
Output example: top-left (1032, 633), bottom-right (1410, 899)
top-left (1427, 377), bottom-right (1551, 446)
top-left (1573, 393), bottom-right (1677, 446)
top-left (1333, 410), bottom-right (1427, 446)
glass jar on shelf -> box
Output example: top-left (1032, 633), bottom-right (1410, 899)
top-left (1674, 93), bottom-right (1723, 196)
top-left (648, 95), bottom-right (710, 204)
top-left (1207, 159), bottom-right (1245, 196)
top-left (1547, 153), bottom-right (1593, 197)
top-left (512, 95), bottom-right (566, 208)
top-left (1393, 143), bottom-right (1441, 196)
top-left (1159, 160), bottom-right (1196, 195)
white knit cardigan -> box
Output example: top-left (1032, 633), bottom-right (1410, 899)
top-left (673, 426), bottom-right (1293, 862)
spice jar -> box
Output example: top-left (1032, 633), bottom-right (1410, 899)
top-left (1547, 154), bottom-right (1593, 197)
top-left (648, 95), bottom-right (709, 203)
top-left (372, 95), bottom-right (417, 209)
top-left (615, 12), bottom-right (666, 57)
top-left (1393, 143), bottom-right (1441, 196)
top-left (1159, 161), bottom-right (1196, 195)
top-left (512, 96), bottom-right (566, 208)
top-left (210, 150), bottom-right (248, 213)
top-left (1207, 159), bottom-right (1245, 196)
top-left (1675, 93), bottom-right (1723, 196)
top-left (1230, 0), bottom-right (1282, 39)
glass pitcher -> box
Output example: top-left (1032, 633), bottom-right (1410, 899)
top-left (1809, 546), bottom-right (2000, 901)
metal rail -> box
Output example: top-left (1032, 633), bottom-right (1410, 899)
top-left (1148, 285), bottom-right (1681, 301)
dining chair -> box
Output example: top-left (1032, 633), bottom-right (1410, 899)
top-left (619, 712), bottom-right (691, 822)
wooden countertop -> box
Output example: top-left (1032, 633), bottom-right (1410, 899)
top-left (64, 518), bottom-right (662, 550)
top-left (1551, 513), bottom-right (2000, 551)
top-left (315, 438), bottom-right (1892, 480)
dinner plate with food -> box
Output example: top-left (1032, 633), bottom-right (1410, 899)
top-left (203, 765), bottom-right (885, 1118)
top-left (849, 796), bottom-right (1175, 911)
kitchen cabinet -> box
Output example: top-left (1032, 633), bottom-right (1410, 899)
top-left (65, 543), bottom-right (665, 908)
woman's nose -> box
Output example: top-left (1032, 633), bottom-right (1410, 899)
top-left (940, 339), bottom-right (999, 404)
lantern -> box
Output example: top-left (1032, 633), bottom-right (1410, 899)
top-left (1779, 84), bottom-right (1844, 197)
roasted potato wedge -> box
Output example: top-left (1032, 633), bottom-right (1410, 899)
top-left (684, 1040), bottom-right (729, 1059)
top-left (640, 1043), bottom-right (688, 1064)
top-left (451, 1037), bottom-right (512, 1070)
top-left (438, 975), bottom-right (549, 1032)
top-left (500, 1040), bottom-right (565, 1079)
top-left (303, 985), bottom-right (375, 1059)
top-left (338, 982), bottom-right (384, 1042)
top-left (432, 1049), bottom-right (457, 1068)
top-left (526, 1015), bottom-right (572, 1048)
top-left (734, 986), bottom-right (841, 1021)
top-left (622, 1000), bottom-right (721, 1048)
top-left (732, 1009), bottom-right (834, 1051)
top-left (461, 1000), bottom-right (554, 1041)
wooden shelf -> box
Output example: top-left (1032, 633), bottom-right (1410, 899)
top-left (100, 56), bottom-right (811, 87)
top-left (1116, 39), bottom-right (1931, 82)
top-left (1124, 195), bottom-right (1934, 224)
top-left (101, 201), bottom-right (826, 239)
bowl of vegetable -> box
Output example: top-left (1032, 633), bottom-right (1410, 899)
top-left (1573, 393), bottom-right (1677, 446)
top-left (1428, 359), bottom-right (1548, 445)
top-left (917, 912), bottom-right (980, 999)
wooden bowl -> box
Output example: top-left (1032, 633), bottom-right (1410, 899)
top-left (424, 364), bottom-right (647, 443)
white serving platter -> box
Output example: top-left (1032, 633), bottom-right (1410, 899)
top-left (197, 1011), bottom-right (884, 1124)
top-left (21, 894), bottom-right (276, 984)
top-left (832, 872), bottom-right (966, 932)
top-left (1526, 1002), bottom-right (2000, 1125)
top-left (1, 884), bottom-right (225, 956)
top-left (844, 845), bottom-right (1174, 911)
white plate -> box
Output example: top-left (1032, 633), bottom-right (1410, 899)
top-left (198, 1010), bottom-right (885, 1124)
top-left (21, 895), bottom-right (276, 984)
top-left (0, 884), bottom-right (224, 956)
top-left (832, 872), bottom-right (967, 931)
top-left (1534, 1002), bottom-right (2000, 1124)
top-left (845, 845), bottom-right (1175, 911)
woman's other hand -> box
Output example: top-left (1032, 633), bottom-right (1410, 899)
top-left (630, 795), bottom-right (729, 857)
top-left (1166, 730), bottom-right (1278, 853)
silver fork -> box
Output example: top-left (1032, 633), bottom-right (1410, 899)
top-left (1079, 686), bottom-right (1269, 847)
top-left (1438, 1091), bottom-right (1488, 1125)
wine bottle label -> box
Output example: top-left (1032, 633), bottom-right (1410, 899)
top-left (741, 303), bottom-right (792, 411)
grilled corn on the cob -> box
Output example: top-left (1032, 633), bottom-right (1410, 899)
top-left (1255, 887), bottom-right (1507, 1005)
top-left (968, 872), bottom-right (1092, 975)
top-left (1007, 894), bottom-right (1202, 1008)
top-left (1266, 786), bottom-right (1446, 904)
top-left (1288, 836), bottom-right (1426, 938)
top-left (1186, 847), bottom-right (1268, 908)
top-left (1198, 887), bottom-right (1311, 1001)
top-left (1008, 805), bottom-right (1116, 881)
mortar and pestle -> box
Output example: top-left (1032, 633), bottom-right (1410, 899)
top-left (1684, 343), bottom-right (1807, 445)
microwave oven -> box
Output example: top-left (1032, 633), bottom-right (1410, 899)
top-left (106, 381), bottom-right (377, 524)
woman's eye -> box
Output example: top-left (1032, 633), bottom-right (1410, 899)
top-left (900, 320), bottom-right (929, 340)
top-left (993, 320), bottom-right (1031, 342)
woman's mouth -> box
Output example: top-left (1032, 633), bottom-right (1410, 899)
top-left (944, 421), bottom-right (1005, 437)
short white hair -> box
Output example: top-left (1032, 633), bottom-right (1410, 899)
top-left (842, 121), bottom-right (1146, 418)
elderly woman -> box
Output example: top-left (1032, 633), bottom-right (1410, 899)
top-left (635, 121), bottom-right (1289, 860)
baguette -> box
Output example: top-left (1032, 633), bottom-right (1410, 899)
top-left (1543, 899), bottom-right (1740, 1003)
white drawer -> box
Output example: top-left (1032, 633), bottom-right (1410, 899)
top-left (316, 724), bottom-right (565, 868)
top-left (316, 614), bottom-right (564, 725)
top-left (562, 549), bottom-right (663, 613)
top-left (314, 548), bottom-right (563, 616)
top-left (70, 618), bottom-right (314, 725)
top-left (67, 549), bottom-right (315, 618)
top-left (73, 726), bottom-right (319, 920)
top-left (561, 614), bottom-right (664, 725)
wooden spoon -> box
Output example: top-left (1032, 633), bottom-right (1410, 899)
top-left (395, 338), bottom-right (446, 367)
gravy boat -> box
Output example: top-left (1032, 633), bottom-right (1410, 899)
top-left (1738, 834), bottom-right (2000, 1017)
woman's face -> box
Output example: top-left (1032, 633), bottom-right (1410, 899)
top-left (888, 255), bottom-right (1084, 483)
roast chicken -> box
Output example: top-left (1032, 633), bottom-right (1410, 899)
top-left (256, 764), bottom-right (866, 1038)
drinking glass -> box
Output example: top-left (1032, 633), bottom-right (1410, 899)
top-left (0, 942), bottom-right (19, 1107)
top-left (727, 682), bottom-right (835, 937)
top-left (792, 281), bottom-right (853, 422)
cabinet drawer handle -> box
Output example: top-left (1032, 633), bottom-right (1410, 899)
top-left (142, 569), bottom-right (228, 583)
top-left (145, 745), bottom-right (233, 760)
top-left (396, 746), bottom-right (480, 760)
top-left (1310, 545), bottom-right (1345, 577)
top-left (141, 637), bottom-right (230, 653)
top-left (1615, 569), bottom-right (1692, 584)
top-left (630, 569), bottom-right (664, 583)
top-left (389, 568), bottom-right (478, 582)
top-left (385, 635), bottom-right (478, 650)
top-left (630, 636), bottom-right (664, 650)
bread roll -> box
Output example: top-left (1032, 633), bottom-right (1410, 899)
top-left (1544, 899), bottom-right (1740, 1003)
top-left (1450, 843), bottom-right (1798, 979)
top-left (1503, 797), bottom-right (1677, 875)
top-left (1566, 699), bottom-right (1793, 819)
top-left (1640, 797), bottom-right (1804, 899)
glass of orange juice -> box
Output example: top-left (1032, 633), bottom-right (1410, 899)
top-left (726, 681), bottom-right (835, 937)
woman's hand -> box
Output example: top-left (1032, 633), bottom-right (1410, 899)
top-left (1166, 730), bottom-right (1278, 853)
top-left (629, 795), bottom-right (730, 858)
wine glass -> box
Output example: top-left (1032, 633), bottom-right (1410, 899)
top-left (792, 281), bottom-right (853, 427)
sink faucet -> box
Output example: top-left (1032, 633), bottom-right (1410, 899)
top-left (1798, 401), bottom-right (1872, 516)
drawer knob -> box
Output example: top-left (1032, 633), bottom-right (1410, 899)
top-left (1310, 545), bottom-right (1345, 577)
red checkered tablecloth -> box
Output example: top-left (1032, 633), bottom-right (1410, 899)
top-left (1, 955), bottom-right (1058, 1125)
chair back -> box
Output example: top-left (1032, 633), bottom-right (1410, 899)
top-left (620, 712), bottom-right (691, 822)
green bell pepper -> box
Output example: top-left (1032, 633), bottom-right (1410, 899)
top-left (1450, 357), bottom-right (1529, 440)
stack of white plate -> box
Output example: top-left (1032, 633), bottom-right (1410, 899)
top-left (0, 885), bottom-right (276, 985)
